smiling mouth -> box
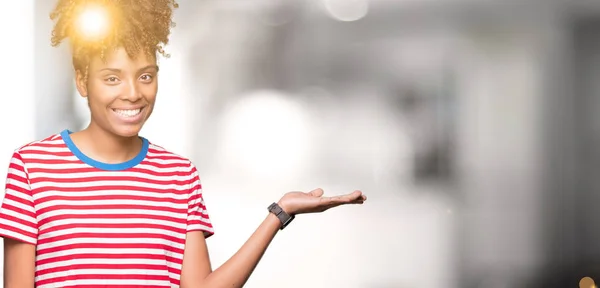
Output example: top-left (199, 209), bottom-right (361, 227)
top-left (112, 107), bottom-right (144, 118)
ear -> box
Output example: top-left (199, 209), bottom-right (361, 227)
top-left (75, 69), bottom-right (88, 98)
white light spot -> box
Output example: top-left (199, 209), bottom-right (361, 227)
top-left (218, 90), bottom-right (312, 181)
top-left (323, 0), bottom-right (369, 22)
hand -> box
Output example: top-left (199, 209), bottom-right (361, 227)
top-left (277, 188), bottom-right (366, 215)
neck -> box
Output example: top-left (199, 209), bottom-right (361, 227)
top-left (74, 122), bottom-right (143, 164)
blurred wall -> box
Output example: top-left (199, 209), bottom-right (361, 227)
top-left (455, 19), bottom-right (547, 287)
top-left (34, 0), bottom-right (76, 138)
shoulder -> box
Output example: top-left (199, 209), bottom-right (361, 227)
top-left (12, 132), bottom-right (64, 157)
top-left (4, 132), bottom-right (64, 171)
top-left (7, 132), bottom-right (71, 172)
top-left (145, 140), bottom-right (199, 174)
top-left (145, 141), bottom-right (202, 190)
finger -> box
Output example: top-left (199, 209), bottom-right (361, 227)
top-left (338, 190), bottom-right (363, 202)
top-left (323, 191), bottom-right (362, 205)
top-left (351, 194), bottom-right (366, 202)
top-left (317, 192), bottom-right (366, 212)
top-left (325, 197), bottom-right (364, 209)
top-left (309, 188), bottom-right (324, 197)
top-left (345, 195), bottom-right (366, 205)
top-left (349, 190), bottom-right (363, 200)
top-left (350, 197), bottom-right (366, 204)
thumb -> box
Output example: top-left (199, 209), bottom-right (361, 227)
top-left (308, 188), bottom-right (324, 197)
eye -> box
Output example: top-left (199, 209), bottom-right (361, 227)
top-left (139, 74), bottom-right (153, 82)
top-left (105, 76), bottom-right (120, 83)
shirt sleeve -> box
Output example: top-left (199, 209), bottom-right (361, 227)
top-left (186, 162), bottom-right (214, 239)
top-left (0, 152), bottom-right (38, 245)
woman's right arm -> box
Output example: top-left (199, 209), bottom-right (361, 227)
top-left (1, 152), bottom-right (39, 288)
top-left (3, 238), bottom-right (36, 288)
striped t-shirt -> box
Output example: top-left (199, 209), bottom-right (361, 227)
top-left (0, 129), bottom-right (214, 287)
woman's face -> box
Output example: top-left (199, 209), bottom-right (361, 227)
top-left (76, 47), bottom-right (158, 138)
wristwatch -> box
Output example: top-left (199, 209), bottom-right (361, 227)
top-left (268, 202), bottom-right (295, 230)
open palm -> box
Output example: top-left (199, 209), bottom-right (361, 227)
top-left (278, 188), bottom-right (366, 215)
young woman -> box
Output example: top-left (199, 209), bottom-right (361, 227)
top-left (0, 0), bottom-right (366, 287)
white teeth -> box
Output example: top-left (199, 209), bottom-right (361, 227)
top-left (114, 108), bottom-right (141, 117)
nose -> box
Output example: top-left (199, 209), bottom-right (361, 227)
top-left (123, 80), bottom-right (142, 102)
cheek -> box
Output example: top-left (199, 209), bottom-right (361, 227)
top-left (86, 83), bottom-right (115, 109)
top-left (142, 82), bottom-right (158, 98)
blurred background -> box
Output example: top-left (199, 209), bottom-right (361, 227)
top-left (4, 0), bottom-right (600, 287)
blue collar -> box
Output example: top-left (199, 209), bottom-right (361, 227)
top-left (60, 129), bottom-right (149, 171)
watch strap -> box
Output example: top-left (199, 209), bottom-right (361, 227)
top-left (268, 202), bottom-right (294, 230)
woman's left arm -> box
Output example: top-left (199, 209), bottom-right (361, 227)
top-left (179, 188), bottom-right (366, 288)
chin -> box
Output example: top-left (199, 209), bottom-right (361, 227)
top-left (112, 125), bottom-right (143, 138)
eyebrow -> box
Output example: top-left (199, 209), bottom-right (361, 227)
top-left (98, 65), bottom-right (160, 73)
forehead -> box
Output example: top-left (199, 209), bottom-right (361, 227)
top-left (90, 47), bottom-right (157, 70)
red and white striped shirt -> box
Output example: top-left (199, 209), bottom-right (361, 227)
top-left (0, 130), bottom-right (214, 287)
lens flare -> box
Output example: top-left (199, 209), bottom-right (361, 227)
top-left (75, 4), bottom-right (110, 40)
